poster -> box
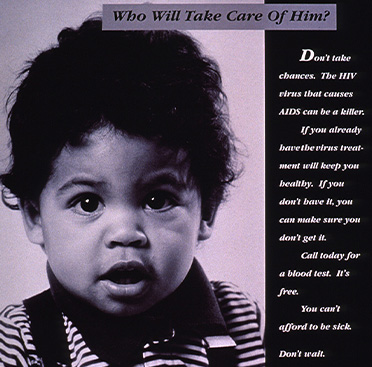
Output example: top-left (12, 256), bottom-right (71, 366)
top-left (0, 0), bottom-right (370, 366)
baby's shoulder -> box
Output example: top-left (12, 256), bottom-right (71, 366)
top-left (211, 280), bottom-right (261, 312)
top-left (210, 281), bottom-right (265, 341)
top-left (0, 303), bottom-right (30, 325)
top-left (210, 281), bottom-right (265, 366)
top-left (0, 303), bottom-right (36, 366)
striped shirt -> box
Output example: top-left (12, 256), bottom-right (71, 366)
top-left (0, 282), bottom-right (265, 367)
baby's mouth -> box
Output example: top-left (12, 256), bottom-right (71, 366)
top-left (100, 261), bottom-right (152, 299)
top-left (100, 261), bottom-right (150, 285)
top-left (106, 269), bottom-right (145, 285)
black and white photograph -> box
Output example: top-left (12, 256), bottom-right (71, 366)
top-left (0, 1), bottom-right (265, 366)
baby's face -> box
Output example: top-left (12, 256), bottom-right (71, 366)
top-left (26, 127), bottom-right (211, 316)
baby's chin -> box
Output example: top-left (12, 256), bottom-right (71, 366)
top-left (91, 298), bottom-right (163, 318)
top-left (86, 287), bottom-right (173, 318)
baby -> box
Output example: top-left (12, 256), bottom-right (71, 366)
top-left (0, 18), bottom-right (265, 367)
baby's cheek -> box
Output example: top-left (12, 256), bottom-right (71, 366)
top-left (163, 230), bottom-right (196, 266)
top-left (156, 207), bottom-right (200, 233)
top-left (150, 223), bottom-right (196, 250)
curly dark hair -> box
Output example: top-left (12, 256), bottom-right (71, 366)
top-left (1, 18), bottom-right (239, 218)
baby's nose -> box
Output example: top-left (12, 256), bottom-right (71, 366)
top-left (104, 208), bottom-right (147, 248)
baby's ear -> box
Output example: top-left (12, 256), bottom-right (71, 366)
top-left (198, 208), bottom-right (218, 241)
top-left (19, 200), bottom-right (44, 246)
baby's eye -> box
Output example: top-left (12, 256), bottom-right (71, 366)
top-left (144, 191), bottom-right (176, 211)
top-left (71, 194), bottom-right (104, 215)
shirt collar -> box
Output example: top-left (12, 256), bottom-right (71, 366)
top-left (151, 259), bottom-right (228, 337)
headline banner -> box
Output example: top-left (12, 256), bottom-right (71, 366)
top-left (103, 4), bottom-right (336, 31)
